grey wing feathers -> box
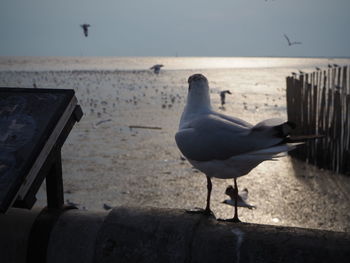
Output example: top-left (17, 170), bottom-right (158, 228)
top-left (213, 111), bottom-right (253, 128)
top-left (175, 115), bottom-right (290, 162)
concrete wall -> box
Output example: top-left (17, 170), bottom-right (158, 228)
top-left (1, 206), bottom-right (350, 263)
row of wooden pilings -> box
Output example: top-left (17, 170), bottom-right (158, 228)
top-left (286, 65), bottom-right (350, 174)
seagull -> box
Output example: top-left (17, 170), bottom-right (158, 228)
top-left (315, 67), bottom-right (321, 71)
top-left (175, 74), bottom-right (321, 222)
top-left (222, 185), bottom-right (256, 210)
top-left (283, 34), bottom-right (302, 46)
top-left (80, 24), bottom-right (91, 37)
top-left (150, 64), bottom-right (164, 74)
top-left (220, 90), bottom-right (232, 107)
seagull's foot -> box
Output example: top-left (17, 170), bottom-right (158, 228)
top-left (186, 207), bottom-right (215, 218)
top-left (217, 217), bottom-right (242, 223)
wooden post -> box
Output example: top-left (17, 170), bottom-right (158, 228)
top-left (46, 150), bottom-right (64, 210)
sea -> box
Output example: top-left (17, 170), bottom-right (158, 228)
top-left (1, 56), bottom-right (350, 232)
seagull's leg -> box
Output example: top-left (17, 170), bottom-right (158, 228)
top-left (232, 178), bottom-right (241, 222)
top-left (204, 175), bottom-right (213, 215)
top-left (217, 178), bottom-right (241, 223)
top-left (186, 175), bottom-right (214, 217)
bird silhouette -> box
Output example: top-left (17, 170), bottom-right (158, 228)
top-left (80, 24), bottom-right (91, 37)
top-left (150, 64), bottom-right (164, 74)
top-left (220, 90), bottom-right (232, 107)
top-left (222, 185), bottom-right (256, 210)
top-left (283, 34), bottom-right (302, 46)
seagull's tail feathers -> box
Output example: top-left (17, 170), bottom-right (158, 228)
top-left (250, 143), bottom-right (298, 158)
top-left (252, 119), bottom-right (296, 139)
top-left (285, 134), bottom-right (324, 143)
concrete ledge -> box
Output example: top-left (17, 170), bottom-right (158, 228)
top-left (1, 206), bottom-right (350, 263)
top-left (92, 207), bottom-right (350, 263)
top-left (0, 208), bottom-right (41, 263)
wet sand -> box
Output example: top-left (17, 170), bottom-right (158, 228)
top-left (1, 66), bottom-right (350, 232)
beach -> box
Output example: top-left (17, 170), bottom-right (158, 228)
top-left (1, 56), bottom-right (350, 232)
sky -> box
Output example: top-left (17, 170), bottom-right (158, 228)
top-left (0, 0), bottom-right (349, 57)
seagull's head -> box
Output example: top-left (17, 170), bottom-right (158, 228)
top-left (186, 74), bottom-right (211, 108)
top-left (188, 74), bottom-right (209, 92)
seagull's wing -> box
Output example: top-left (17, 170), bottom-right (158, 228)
top-left (175, 114), bottom-right (289, 161)
top-left (213, 111), bottom-right (253, 129)
top-left (239, 188), bottom-right (249, 201)
top-left (283, 34), bottom-right (291, 45)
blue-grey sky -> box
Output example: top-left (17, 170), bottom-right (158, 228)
top-left (1, 0), bottom-right (349, 57)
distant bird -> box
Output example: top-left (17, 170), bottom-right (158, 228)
top-left (315, 67), bottom-right (321, 71)
top-left (328, 64), bottom-right (333, 68)
top-left (220, 90), bottom-right (232, 107)
top-left (222, 185), bottom-right (256, 209)
top-left (283, 34), bottom-right (302, 46)
top-left (298, 70), bottom-right (305, 75)
top-left (80, 24), bottom-right (91, 37)
top-left (103, 203), bottom-right (112, 210)
top-left (150, 64), bottom-right (164, 74)
top-left (291, 72), bottom-right (297, 76)
top-left (333, 64), bottom-right (339, 68)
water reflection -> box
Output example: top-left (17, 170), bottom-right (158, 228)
top-left (1, 57), bottom-right (350, 232)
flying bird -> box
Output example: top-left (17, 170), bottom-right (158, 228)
top-left (175, 74), bottom-right (321, 222)
top-left (222, 185), bottom-right (256, 210)
top-left (150, 64), bottom-right (164, 74)
top-left (80, 24), bottom-right (91, 37)
top-left (220, 90), bottom-right (232, 107)
top-left (283, 34), bottom-right (302, 46)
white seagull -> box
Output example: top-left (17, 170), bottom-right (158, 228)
top-left (150, 64), bottom-right (164, 74)
top-left (175, 74), bottom-right (319, 222)
top-left (283, 34), bottom-right (302, 46)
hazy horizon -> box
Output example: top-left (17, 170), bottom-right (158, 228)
top-left (1, 0), bottom-right (349, 58)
